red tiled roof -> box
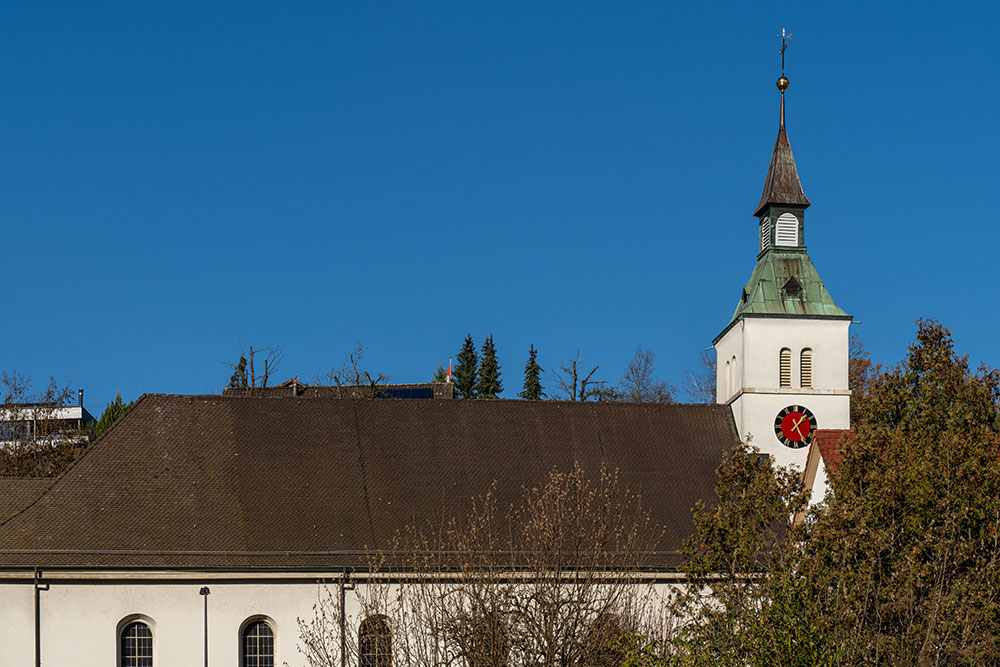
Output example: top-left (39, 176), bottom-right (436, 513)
top-left (814, 429), bottom-right (853, 474)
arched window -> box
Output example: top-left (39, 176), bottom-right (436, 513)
top-left (760, 218), bottom-right (771, 251)
top-left (241, 618), bottom-right (275, 667)
top-left (120, 620), bottom-right (153, 667)
top-left (724, 360), bottom-right (731, 400)
top-left (800, 348), bottom-right (813, 388)
top-left (775, 212), bottom-right (799, 246)
top-left (359, 615), bottom-right (392, 667)
top-left (731, 355), bottom-right (738, 396)
top-left (779, 348), bottom-right (792, 388)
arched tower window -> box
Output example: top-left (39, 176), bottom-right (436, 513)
top-left (730, 355), bottom-right (737, 397)
top-left (359, 615), bottom-right (392, 667)
top-left (724, 360), bottom-right (731, 400)
top-left (779, 348), bottom-right (792, 388)
top-left (120, 620), bottom-right (153, 667)
top-left (775, 213), bottom-right (799, 246)
top-left (800, 348), bottom-right (813, 388)
top-left (241, 618), bottom-right (275, 667)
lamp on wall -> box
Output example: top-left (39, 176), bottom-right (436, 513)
top-left (199, 586), bottom-right (211, 667)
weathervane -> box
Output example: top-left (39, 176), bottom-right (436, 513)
top-left (778, 28), bottom-right (792, 77)
top-left (776, 28), bottom-right (792, 127)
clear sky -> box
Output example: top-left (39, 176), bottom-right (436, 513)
top-left (4, 1), bottom-right (998, 412)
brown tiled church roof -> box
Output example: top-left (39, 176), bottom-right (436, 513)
top-left (0, 478), bottom-right (52, 522)
top-left (0, 395), bottom-right (738, 570)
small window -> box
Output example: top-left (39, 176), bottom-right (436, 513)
top-left (731, 356), bottom-right (737, 396)
top-left (760, 218), bottom-right (771, 251)
top-left (801, 348), bottom-right (813, 388)
top-left (360, 615), bottom-right (392, 667)
top-left (779, 348), bottom-right (792, 388)
top-left (782, 276), bottom-right (802, 298)
top-left (242, 619), bottom-right (275, 667)
top-left (724, 360), bottom-right (731, 400)
top-left (775, 213), bottom-right (799, 246)
top-left (120, 621), bottom-right (153, 667)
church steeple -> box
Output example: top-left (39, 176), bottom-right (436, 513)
top-left (754, 30), bottom-right (810, 251)
top-left (715, 32), bottom-right (849, 334)
top-left (713, 31), bottom-right (852, 485)
top-left (753, 102), bottom-right (811, 217)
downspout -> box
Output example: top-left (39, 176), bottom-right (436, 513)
top-left (34, 568), bottom-right (49, 667)
top-left (339, 574), bottom-right (355, 667)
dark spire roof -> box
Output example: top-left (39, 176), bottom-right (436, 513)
top-left (753, 92), bottom-right (810, 217)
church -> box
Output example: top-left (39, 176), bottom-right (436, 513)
top-left (0, 68), bottom-right (850, 666)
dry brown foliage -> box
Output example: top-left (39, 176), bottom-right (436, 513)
top-left (297, 462), bottom-right (674, 667)
top-left (0, 371), bottom-right (86, 477)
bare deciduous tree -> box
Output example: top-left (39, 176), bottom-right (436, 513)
top-left (683, 350), bottom-right (717, 404)
top-left (0, 371), bottom-right (83, 477)
top-left (320, 342), bottom-right (390, 397)
top-left (550, 350), bottom-right (607, 402)
top-left (223, 342), bottom-right (285, 394)
top-left (618, 345), bottom-right (674, 404)
top-left (296, 463), bottom-right (674, 667)
top-left (847, 334), bottom-right (879, 427)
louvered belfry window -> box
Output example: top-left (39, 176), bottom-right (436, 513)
top-left (760, 219), bottom-right (771, 251)
top-left (775, 213), bottom-right (799, 246)
top-left (779, 348), bottom-right (792, 387)
top-left (801, 348), bottom-right (813, 388)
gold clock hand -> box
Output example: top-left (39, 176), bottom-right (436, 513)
top-left (790, 414), bottom-right (808, 440)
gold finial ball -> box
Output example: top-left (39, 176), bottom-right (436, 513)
top-left (776, 76), bottom-right (790, 92)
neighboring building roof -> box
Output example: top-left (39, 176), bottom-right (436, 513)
top-left (754, 124), bottom-right (811, 216)
top-left (223, 382), bottom-right (454, 400)
top-left (0, 394), bottom-right (739, 570)
top-left (814, 429), bottom-right (853, 474)
top-left (716, 249), bottom-right (850, 340)
top-left (0, 404), bottom-right (94, 423)
top-left (0, 478), bottom-right (52, 522)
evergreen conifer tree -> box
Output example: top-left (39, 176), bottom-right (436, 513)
top-left (518, 344), bottom-right (545, 400)
top-left (228, 355), bottom-right (248, 389)
top-left (475, 334), bottom-right (503, 398)
top-left (454, 335), bottom-right (479, 399)
top-left (95, 392), bottom-right (133, 437)
top-left (431, 363), bottom-right (447, 384)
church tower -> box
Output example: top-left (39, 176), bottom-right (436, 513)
top-left (713, 49), bottom-right (852, 471)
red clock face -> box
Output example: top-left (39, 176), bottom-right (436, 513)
top-left (774, 405), bottom-right (817, 449)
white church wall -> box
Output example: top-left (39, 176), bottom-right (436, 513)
top-left (0, 576), bottom-right (338, 666)
top-left (740, 318), bottom-right (849, 391)
top-left (731, 391), bottom-right (849, 469)
top-left (0, 574), bottom-right (684, 666)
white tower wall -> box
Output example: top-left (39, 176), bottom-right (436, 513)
top-left (716, 316), bottom-right (850, 470)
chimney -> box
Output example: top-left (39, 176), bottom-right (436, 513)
top-left (78, 388), bottom-right (84, 407)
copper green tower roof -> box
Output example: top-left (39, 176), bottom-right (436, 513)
top-left (715, 68), bottom-right (850, 344)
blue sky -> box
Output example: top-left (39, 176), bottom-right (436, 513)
top-left (3, 1), bottom-right (998, 411)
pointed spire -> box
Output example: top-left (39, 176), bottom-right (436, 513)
top-left (754, 30), bottom-right (810, 217)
